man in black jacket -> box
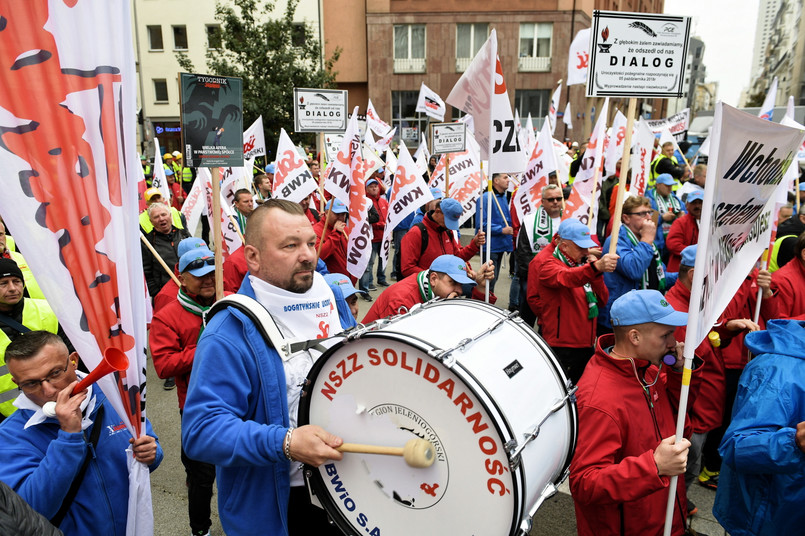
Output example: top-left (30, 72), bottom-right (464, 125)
top-left (141, 203), bottom-right (190, 298)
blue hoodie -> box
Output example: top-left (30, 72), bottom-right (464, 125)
top-left (0, 389), bottom-right (162, 536)
top-left (714, 319), bottom-right (805, 535)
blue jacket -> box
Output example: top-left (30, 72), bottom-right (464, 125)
top-left (600, 225), bottom-right (676, 328)
top-left (476, 189), bottom-right (513, 254)
top-left (0, 389), bottom-right (162, 536)
top-left (182, 275), bottom-right (291, 536)
top-left (713, 319), bottom-right (805, 536)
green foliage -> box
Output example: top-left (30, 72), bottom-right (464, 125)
top-left (177, 0), bottom-right (341, 158)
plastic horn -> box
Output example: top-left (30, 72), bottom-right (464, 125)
top-left (72, 347), bottom-right (129, 395)
top-left (337, 438), bottom-right (435, 468)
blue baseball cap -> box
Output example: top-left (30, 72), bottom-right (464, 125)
top-left (177, 237), bottom-right (208, 258)
top-left (799, 182), bottom-right (805, 191)
top-left (557, 218), bottom-right (597, 248)
top-left (178, 247), bottom-right (215, 277)
top-left (366, 178), bottom-right (379, 187)
top-left (265, 163), bottom-right (276, 174)
top-left (655, 173), bottom-right (675, 186)
top-left (686, 190), bottom-right (704, 203)
top-left (430, 187), bottom-right (444, 200)
top-left (429, 255), bottom-right (475, 285)
top-left (325, 198), bottom-right (349, 214)
top-left (439, 198), bottom-right (463, 231)
top-left (680, 245), bottom-right (697, 268)
top-left (324, 273), bottom-right (367, 298)
top-left (610, 289), bottom-right (688, 327)
top-left (164, 167), bottom-right (174, 176)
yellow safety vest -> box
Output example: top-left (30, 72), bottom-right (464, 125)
top-left (0, 298), bottom-right (59, 416)
top-left (9, 251), bottom-right (45, 300)
top-left (649, 154), bottom-right (679, 189)
top-left (181, 166), bottom-right (193, 183)
top-left (139, 207), bottom-right (185, 233)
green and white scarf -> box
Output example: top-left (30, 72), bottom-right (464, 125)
top-left (654, 191), bottom-right (682, 237)
top-left (417, 270), bottom-right (435, 303)
top-left (624, 227), bottom-right (666, 291)
top-left (553, 247), bottom-right (599, 319)
top-left (531, 206), bottom-right (555, 253)
top-left (178, 288), bottom-right (212, 341)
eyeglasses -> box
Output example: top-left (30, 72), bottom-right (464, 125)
top-left (16, 358), bottom-right (71, 393)
top-left (183, 257), bottom-right (214, 271)
top-left (543, 197), bottom-right (563, 202)
top-left (628, 210), bottom-right (653, 217)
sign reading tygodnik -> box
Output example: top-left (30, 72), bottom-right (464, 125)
top-left (586, 10), bottom-right (691, 98)
top-left (294, 88), bottom-right (348, 133)
top-left (430, 122), bottom-right (467, 155)
top-left (179, 73), bottom-right (244, 168)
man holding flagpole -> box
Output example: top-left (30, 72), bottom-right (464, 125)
top-left (476, 173), bottom-right (514, 293)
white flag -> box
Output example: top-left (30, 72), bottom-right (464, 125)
top-left (564, 97), bottom-right (609, 230)
top-left (324, 108), bottom-right (362, 206)
top-left (514, 109), bottom-right (522, 132)
top-left (413, 137), bottom-right (430, 177)
top-left (415, 82), bottom-right (446, 121)
top-left (631, 119), bottom-right (656, 197)
top-left (181, 176), bottom-right (205, 233)
top-left (366, 99), bottom-right (392, 136)
top-left (384, 147), bottom-right (398, 183)
top-left (362, 142), bottom-right (384, 180)
top-left (272, 129), bottom-right (317, 202)
top-left (512, 120), bottom-right (558, 223)
top-left (374, 127), bottom-right (397, 153)
top-left (567, 29), bottom-right (591, 86)
top-left (198, 168), bottom-right (243, 257)
top-left (604, 110), bottom-right (628, 178)
top-left (563, 102), bottom-right (573, 129)
top-left (758, 77), bottom-right (778, 121)
top-left (548, 82), bottom-right (562, 134)
top-left (243, 116), bottom-right (266, 159)
top-left (380, 142), bottom-right (434, 268)
top-left (151, 138), bottom-right (171, 204)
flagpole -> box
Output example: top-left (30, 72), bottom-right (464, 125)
top-left (797, 174), bottom-right (801, 214)
top-left (444, 154), bottom-right (451, 197)
top-left (318, 134), bottom-right (327, 213)
top-left (317, 204), bottom-right (334, 258)
top-left (227, 213), bottom-right (245, 243)
top-left (212, 166), bottom-right (224, 300)
top-left (139, 233), bottom-right (182, 287)
top-left (608, 98), bottom-right (637, 254)
top-left (485, 166), bottom-right (493, 303)
top-left (587, 164), bottom-right (602, 233)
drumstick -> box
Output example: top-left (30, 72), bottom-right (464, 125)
top-left (337, 438), bottom-right (435, 468)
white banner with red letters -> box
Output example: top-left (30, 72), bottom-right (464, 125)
top-left (324, 109), bottom-right (362, 206)
top-left (513, 120), bottom-right (558, 223)
top-left (646, 108), bottom-right (690, 142)
top-left (631, 118), bottom-right (655, 197)
top-left (565, 98), bottom-right (609, 230)
top-left (182, 175), bottom-right (206, 233)
top-left (272, 128), bottom-right (316, 202)
top-left (0, 1), bottom-right (152, 533)
top-left (604, 110), bottom-right (629, 178)
top-left (380, 142), bottom-right (434, 268)
top-left (243, 115), bottom-right (266, 159)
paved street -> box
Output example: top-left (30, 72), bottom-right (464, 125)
top-left (149, 234), bottom-right (726, 535)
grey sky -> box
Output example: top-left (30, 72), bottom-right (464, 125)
top-left (665, 0), bottom-right (760, 108)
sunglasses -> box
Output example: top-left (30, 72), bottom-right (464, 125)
top-left (543, 197), bottom-right (563, 202)
top-left (183, 257), bottom-right (214, 271)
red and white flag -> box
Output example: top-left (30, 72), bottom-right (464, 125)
top-left (243, 115), bottom-right (266, 159)
top-left (448, 30), bottom-right (525, 173)
top-left (362, 142), bottom-right (384, 180)
top-left (604, 110), bottom-right (628, 178)
top-left (0, 1), bottom-right (152, 532)
top-left (415, 82), bottom-right (446, 121)
top-left (758, 77), bottom-right (778, 122)
top-left (324, 108), bottom-right (362, 206)
top-left (565, 97), bottom-right (609, 230)
top-left (182, 175), bottom-right (206, 233)
top-left (219, 163), bottom-right (251, 206)
top-left (366, 99), bottom-right (392, 137)
top-left (446, 138), bottom-right (485, 226)
top-left (512, 120), bottom-right (558, 223)
top-left (548, 82), bottom-right (562, 134)
top-left (380, 142), bottom-right (434, 268)
top-left (198, 168), bottom-right (243, 257)
top-left (567, 28), bottom-right (590, 86)
top-left (151, 138), bottom-right (171, 204)
top-left (631, 118), bottom-right (656, 197)
top-left (272, 128), bottom-right (316, 202)
top-left (374, 127), bottom-right (397, 154)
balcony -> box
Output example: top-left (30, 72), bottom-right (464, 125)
top-left (455, 57), bottom-right (472, 73)
top-left (518, 56), bottom-right (551, 72)
top-left (394, 57), bottom-right (426, 74)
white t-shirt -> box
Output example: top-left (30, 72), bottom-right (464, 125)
top-left (250, 272), bottom-right (339, 486)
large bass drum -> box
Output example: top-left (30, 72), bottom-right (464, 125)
top-left (298, 299), bottom-right (577, 536)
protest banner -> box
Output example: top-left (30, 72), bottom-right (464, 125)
top-left (379, 142), bottom-right (434, 268)
top-left (293, 88), bottom-right (348, 133)
top-left (646, 108), bottom-right (690, 142)
top-left (0, 1), bottom-right (152, 531)
top-left (512, 120), bottom-right (558, 223)
top-left (665, 102), bottom-right (805, 536)
top-left (565, 98), bottom-right (609, 232)
top-left (243, 115), bottom-right (266, 159)
top-left (272, 128), bottom-right (317, 202)
top-left (323, 109), bottom-right (362, 206)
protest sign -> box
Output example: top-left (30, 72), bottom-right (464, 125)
top-left (294, 88), bottom-right (348, 133)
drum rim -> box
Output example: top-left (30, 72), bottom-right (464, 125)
top-left (298, 330), bottom-right (525, 536)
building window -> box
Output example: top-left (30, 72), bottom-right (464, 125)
top-left (456, 23), bottom-right (487, 72)
top-left (391, 91), bottom-right (428, 143)
top-left (518, 23), bottom-right (552, 72)
top-left (291, 23), bottom-right (307, 47)
top-left (394, 24), bottom-right (426, 73)
top-left (147, 25), bottom-right (163, 51)
top-left (153, 79), bottom-right (169, 103)
top-left (207, 25), bottom-right (222, 49)
top-left (514, 89), bottom-right (550, 127)
top-left (173, 25), bottom-right (188, 50)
